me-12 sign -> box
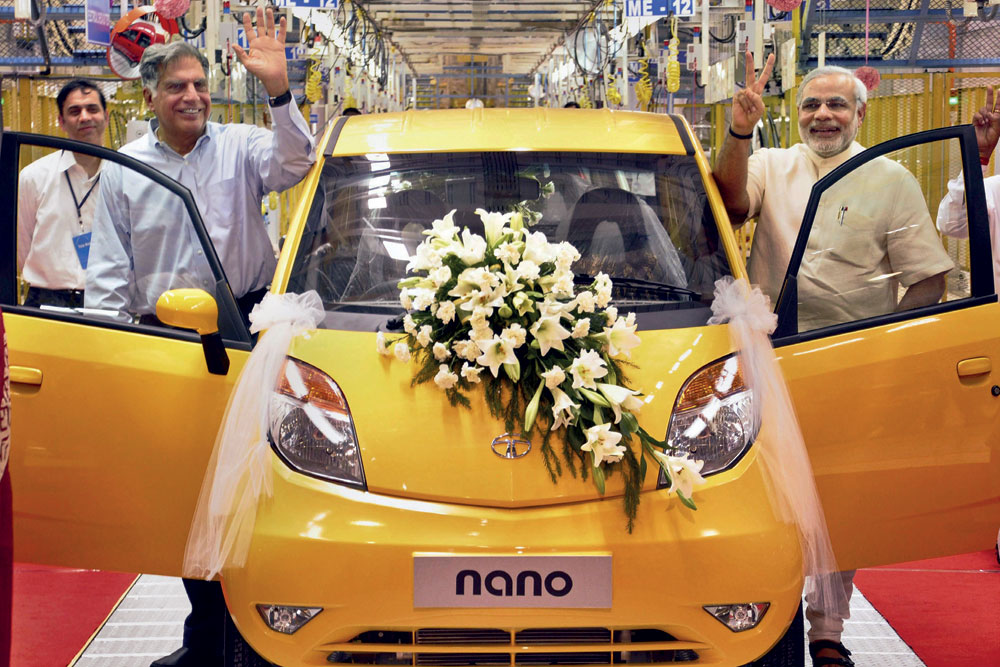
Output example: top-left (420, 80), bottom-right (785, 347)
top-left (625, 0), bottom-right (695, 17)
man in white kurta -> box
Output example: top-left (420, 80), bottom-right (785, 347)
top-left (713, 59), bottom-right (952, 667)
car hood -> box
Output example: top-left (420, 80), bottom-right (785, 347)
top-left (286, 325), bottom-right (733, 507)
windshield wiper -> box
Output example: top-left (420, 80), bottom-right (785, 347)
top-left (573, 273), bottom-right (700, 301)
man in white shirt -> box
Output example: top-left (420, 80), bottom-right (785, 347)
top-left (86, 8), bottom-right (315, 327)
top-left (84, 10), bottom-right (315, 667)
top-left (937, 85), bottom-right (1000, 289)
top-left (17, 79), bottom-right (108, 308)
top-left (713, 55), bottom-right (952, 667)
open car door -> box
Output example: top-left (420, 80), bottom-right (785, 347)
top-left (1, 132), bottom-right (252, 575)
top-left (773, 125), bottom-right (1000, 570)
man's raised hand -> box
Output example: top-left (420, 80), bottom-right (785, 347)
top-left (973, 86), bottom-right (1000, 163)
top-left (731, 50), bottom-right (775, 137)
top-left (231, 7), bottom-right (290, 97)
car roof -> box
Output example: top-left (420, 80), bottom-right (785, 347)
top-left (323, 108), bottom-right (694, 157)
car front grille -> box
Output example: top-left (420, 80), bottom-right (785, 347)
top-left (324, 628), bottom-right (703, 665)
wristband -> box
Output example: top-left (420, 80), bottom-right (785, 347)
top-left (729, 125), bottom-right (754, 140)
top-left (268, 89), bottom-right (292, 108)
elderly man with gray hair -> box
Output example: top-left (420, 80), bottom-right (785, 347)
top-left (713, 55), bottom-right (952, 667)
top-left (85, 8), bottom-right (314, 667)
top-left (86, 7), bottom-right (315, 326)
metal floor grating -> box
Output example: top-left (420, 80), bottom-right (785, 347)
top-left (73, 580), bottom-right (925, 666)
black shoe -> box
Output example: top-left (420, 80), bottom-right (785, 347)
top-left (150, 646), bottom-right (222, 666)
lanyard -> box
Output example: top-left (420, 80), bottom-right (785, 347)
top-left (64, 169), bottom-right (100, 227)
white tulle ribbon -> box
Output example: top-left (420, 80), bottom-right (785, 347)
top-left (183, 291), bottom-right (325, 580)
top-left (708, 276), bottom-right (846, 614)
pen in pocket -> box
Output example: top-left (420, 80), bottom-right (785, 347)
top-left (838, 206), bottom-right (848, 226)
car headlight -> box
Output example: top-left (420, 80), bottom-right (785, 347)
top-left (658, 355), bottom-right (757, 488)
top-left (269, 357), bottom-right (366, 489)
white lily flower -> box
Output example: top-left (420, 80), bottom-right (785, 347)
top-left (502, 323), bottom-right (527, 348)
top-left (574, 290), bottom-right (596, 313)
top-left (453, 339), bottom-right (481, 361)
top-left (653, 451), bottom-right (706, 500)
top-left (604, 305), bottom-right (618, 325)
top-left (376, 332), bottom-right (393, 356)
top-left (429, 210), bottom-right (459, 239)
top-left (433, 342), bottom-right (451, 361)
top-left (571, 318), bottom-right (591, 339)
top-left (541, 366), bottom-right (565, 390)
top-left (475, 208), bottom-right (510, 246)
top-left (596, 383), bottom-right (642, 423)
top-left (522, 230), bottom-right (556, 265)
top-left (403, 314), bottom-right (417, 334)
top-left (394, 342), bottom-right (411, 363)
top-left (436, 300), bottom-right (456, 324)
top-left (399, 292), bottom-right (413, 310)
top-left (416, 325), bottom-right (433, 348)
top-left (458, 229), bottom-right (487, 265)
top-left (580, 424), bottom-right (626, 465)
top-left (433, 364), bottom-right (459, 389)
top-left (475, 335), bottom-right (518, 377)
top-left (530, 315), bottom-right (571, 356)
top-left (549, 386), bottom-right (579, 429)
top-left (461, 362), bottom-right (483, 384)
top-left (604, 316), bottom-right (641, 357)
top-left (406, 242), bottom-right (443, 273)
top-left (569, 349), bottom-right (608, 390)
top-left (430, 265), bottom-right (452, 287)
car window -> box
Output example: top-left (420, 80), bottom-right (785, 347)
top-left (286, 151), bottom-right (733, 331)
top-left (6, 135), bottom-right (247, 342)
top-left (776, 132), bottom-right (990, 338)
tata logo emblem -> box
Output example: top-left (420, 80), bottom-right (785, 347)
top-left (491, 433), bottom-right (531, 459)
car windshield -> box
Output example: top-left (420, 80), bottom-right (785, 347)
top-left (286, 151), bottom-right (733, 331)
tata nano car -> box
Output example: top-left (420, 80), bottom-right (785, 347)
top-left (3, 110), bottom-right (999, 667)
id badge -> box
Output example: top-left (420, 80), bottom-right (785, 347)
top-left (73, 231), bottom-right (91, 269)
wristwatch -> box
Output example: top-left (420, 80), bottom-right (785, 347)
top-left (268, 89), bottom-right (292, 108)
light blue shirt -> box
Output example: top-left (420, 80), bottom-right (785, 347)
top-left (85, 102), bottom-right (316, 318)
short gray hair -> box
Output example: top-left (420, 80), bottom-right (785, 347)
top-left (139, 41), bottom-right (210, 95)
top-left (796, 66), bottom-right (868, 108)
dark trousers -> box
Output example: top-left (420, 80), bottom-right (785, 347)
top-left (24, 287), bottom-right (83, 309)
top-left (178, 284), bottom-right (267, 659)
top-left (181, 578), bottom-right (226, 660)
top-left (0, 468), bottom-right (12, 667)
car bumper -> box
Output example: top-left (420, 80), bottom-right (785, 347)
top-left (222, 454), bottom-right (803, 667)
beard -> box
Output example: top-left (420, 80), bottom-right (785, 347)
top-left (802, 116), bottom-right (860, 158)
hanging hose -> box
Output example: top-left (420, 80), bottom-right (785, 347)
top-left (634, 33), bottom-right (652, 111)
top-left (666, 16), bottom-right (681, 94)
top-left (605, 65), bottom-right (622, 106)
top-left (305, 57), bottom-right (323, 103)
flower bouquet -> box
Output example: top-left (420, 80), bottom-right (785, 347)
top-left (377, 208), bottom-right (704, 528)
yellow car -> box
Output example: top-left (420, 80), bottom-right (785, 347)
top-left (3, 111), bottom-right (998, 667)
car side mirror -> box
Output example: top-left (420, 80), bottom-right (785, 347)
top-left (156, 289), bottom-right (230, 376)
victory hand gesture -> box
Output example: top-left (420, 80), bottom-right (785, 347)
top-left (973, 86), bottom-right (1000, 163)
top-left (731, 50), bottom-right (775, 136)
top-left (232, 7), bottom-right (290, 97)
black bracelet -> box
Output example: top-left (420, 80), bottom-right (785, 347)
top-left (268, 89), bottom-right (292, 108)
top-left (729, 125), bottom-right (754, 140)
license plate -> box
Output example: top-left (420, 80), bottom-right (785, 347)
top-left (413, 555), bottom-right (611, 608)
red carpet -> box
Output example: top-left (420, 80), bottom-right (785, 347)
top-left (855, 549), bottom-right (1000, 667)
top-left (12, 563), bottom-right (137, 666)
